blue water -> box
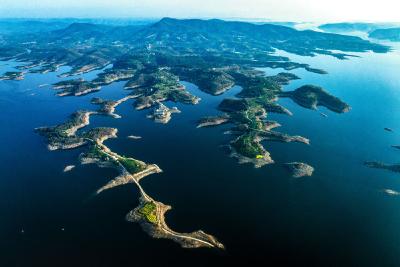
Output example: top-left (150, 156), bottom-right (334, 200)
top-left (1, 43), bottom-right (400, 266)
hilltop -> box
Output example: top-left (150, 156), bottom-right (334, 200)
top-left (369, 28), bottom-right (400, 41)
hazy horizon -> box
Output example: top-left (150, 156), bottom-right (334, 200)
top-left (0, 0), bottom-right (399, 23)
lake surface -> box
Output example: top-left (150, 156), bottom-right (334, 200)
top-left (1, 43), bottom-right (400, 266)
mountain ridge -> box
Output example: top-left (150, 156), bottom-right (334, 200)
top-left (41, 17), bottom-right (388, 55)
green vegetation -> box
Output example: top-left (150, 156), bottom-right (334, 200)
top-left (233, 71), bottom-right (281, 98)
top-left (118, 157), bottom-right (145, 174)
top-left (247, 109), bottom-right (264, 131)
top-left (0, 18), bottom-right (389, 90)
top-left (172, 67), bottom-right (234, 95)
top-left (231, 134), bottom-right (264, 158)
top-left (92, 69), bottom-right (136, 85)
top-left (198, 70), bottom-right (313, 164)
top-left (86, 144), bottom-right (111, 161)
top-left (53, 79), bottom-right (100, 96)
top-left (269, 72), bottom-right (300, 85)
top-left (91, 97), bottom-right (118, 114)
top-left (19, 18), bottom-right (365, 165)
top-left (1, 18), bottom-right (380, 133)
top-left (219, 99), bottom-right (249, 112)
top-left (138, 202), bottom-right (158, 224)
top-left (281, 85), bottom-right (350, 113)
top-left (125, 69), bottom-right (199, 110)
top-left (35, 110), bottom-right (91, 148)
top-left (35, 110), bottom-right (119, 152)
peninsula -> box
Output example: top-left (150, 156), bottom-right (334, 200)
top-left (37, 103), bottom-right (224, 249)
top-left (280, 85), bottom-right (351, 113)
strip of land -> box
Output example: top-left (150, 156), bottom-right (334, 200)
top-left (36, 96), bottom-right (224, 249)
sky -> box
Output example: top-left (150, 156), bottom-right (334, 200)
top-left (0, 0), bottom-right (399, 22)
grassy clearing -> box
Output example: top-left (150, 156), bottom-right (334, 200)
top-left (138, 202), bottom-right (158, 224)
top-left (118, 157), bottom-right (145, 174)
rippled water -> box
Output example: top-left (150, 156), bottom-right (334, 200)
top-left (1, 42), bottom-right (400, 266)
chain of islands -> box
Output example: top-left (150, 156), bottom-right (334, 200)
top-left (0, 17), bottom-right (392, 249)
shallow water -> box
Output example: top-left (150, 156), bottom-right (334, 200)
top-left (1, 43), bottom-right (400, 266)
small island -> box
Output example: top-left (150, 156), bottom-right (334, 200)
top-left (53, 78), bottom-right (101, 96)
top-left (280, 85), bottom-right (351, 113)
top-left (364, 161), bottom-right (400, 173)
top-left (0, 71), bottom-right (24, 81)
top-left (284, 162), bottom-right (314, 178)
top-left (63, 165), bottom-right (75, 172)
top-left (127, 135), bottom-right (142, 140)
top-left (147, 102), bottom-right (181, 124)
top-left (91, 96), bottom-right (136, 118)
top-left (383, 189), bottom-right (400, 196)
top-left (127, 197), bottom-right (224, 249)
top-left (35, 110), bottom-right (96, 150)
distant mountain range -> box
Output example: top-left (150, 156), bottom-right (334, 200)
top-left (318, 22), bottom-right (400, 42)
top-left (0, 18), bottom-right (156, 35)
top-left (369, 28), bottom-right (400, 42)
top-left (318, 22), bottom-right (395, 33)
top-left (2, 18), bottom-right (399, 43)
top-left (16, 18), bottom-right (387, 53)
